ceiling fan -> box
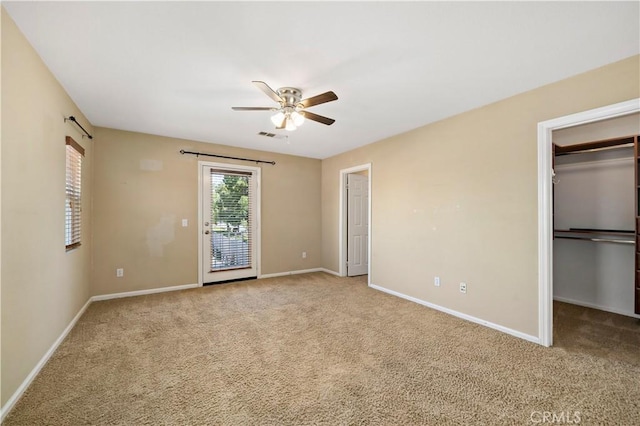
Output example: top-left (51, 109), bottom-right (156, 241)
top-left (232, 81), bottom-right (338, 131)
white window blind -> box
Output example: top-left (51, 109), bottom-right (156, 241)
top-left (209, 168), bottom-right (253, 271)
top-left (65, 137), bottom-right (84, 250)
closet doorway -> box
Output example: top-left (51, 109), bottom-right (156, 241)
top-left (550, 113), bottom-right (640, 355)
top-left (553, 117), bottom-right (638, 316)
top-left (538, 99), bottom-right (640, 347)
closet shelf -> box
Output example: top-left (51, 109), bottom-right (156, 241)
top-left (554, 136), bottom-right (635, 156)
top-left (554, 235), bottom-right (634, 245)
top-left (554, 229), bottom-right (635, 245)
top-left (554, 228), bottom-right (635, 236)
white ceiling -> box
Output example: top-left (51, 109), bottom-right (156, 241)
top-left (4, 1), bottom-right (639, 159)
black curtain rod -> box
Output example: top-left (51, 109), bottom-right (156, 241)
top-left (64, 116), bottom-right (93, 139)
top-left (179, 150), bottom-right (275, 165)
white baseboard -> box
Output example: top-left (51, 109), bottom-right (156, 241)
top-left (369, 283), bottom-right (541, 345)
top-left (259, 268), bottom-right (343, 279)
top-left (319, 268), bottom-right (341, 277)
top-left (0, 297), bottom-right (92, 422)
top-left (259, 268), bottom-right (324, 279)
top-left (91, 283), bottom-right (199, 301)
top-left (1, 282), bottom-right (201, 420)
top-left (554, 296), bottom-right (640, 319)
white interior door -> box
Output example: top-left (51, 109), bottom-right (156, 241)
top-left (347, 173), bottom-right (369, 276)
top-left (200, 162), bottom-right (259, 284)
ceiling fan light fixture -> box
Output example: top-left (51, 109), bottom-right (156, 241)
top-left (233, 81), bottom-right (338, 130)
top-left (270, 111), bottom-right (285, 126)
top-left (285, 116), bottom-right (297, 131)
top-left (290, 111), bottom-right (305, 127)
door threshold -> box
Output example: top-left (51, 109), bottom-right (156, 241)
top-left (203, 276), bottom-right (258, 286)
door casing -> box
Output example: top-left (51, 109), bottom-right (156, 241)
top-left (339, 163), bottom-right (372, 282)
top-left (198, 161), bottom-right (261, 286)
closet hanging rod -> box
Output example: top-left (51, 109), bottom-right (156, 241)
top-left (554, 228), bottom-right (635, 236)
top-left (554, 235), bottom-right (634, 245)
top-left (555, 142), bottom-right (633, 156)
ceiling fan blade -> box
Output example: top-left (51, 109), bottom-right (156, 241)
top-left (299, 91), bottom-right (338, 108)
top-left (252, 80), bottom-right (283, 104)
top-left (232, 107), bottom-right (274, 111)
top-left (301, 111), bottom-right (335, 126)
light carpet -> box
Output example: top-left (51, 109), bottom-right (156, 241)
top-left (4, 273), bottom-right (640, 425)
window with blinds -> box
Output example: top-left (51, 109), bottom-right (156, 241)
top-left (65, 137), bottom-right (84, 250)
top-left (209, 168), bottom-right (253, 271)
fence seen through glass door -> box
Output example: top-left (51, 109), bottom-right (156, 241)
top-left (209, 169), bottom-right (253, 271)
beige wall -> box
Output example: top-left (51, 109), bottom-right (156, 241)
top-left (322, 55), bottom-right (640, 337)
top-left (91, 128), bottom-right (321, 296)
top-left (0, 8), bottom-right (4, 409)
top-left (1, 8), bottom-right (94, 407)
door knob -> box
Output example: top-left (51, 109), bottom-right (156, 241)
top-left (204, 230), bottom-right (210, 235)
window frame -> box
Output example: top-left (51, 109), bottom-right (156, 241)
top-left (65, 136), bottom-right (84, 251)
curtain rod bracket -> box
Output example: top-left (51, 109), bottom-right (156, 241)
top-left (64, 116), bottom-right (93, 140)
top-left (180, 149), bottom-right (275, 165)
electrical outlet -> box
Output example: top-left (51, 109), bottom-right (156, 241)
top-left (434, 276), bottom-right (440, 287)
top-left (459, 282), bottom-right (467, 293)
top-left (302, 251), bottom-right (307, 259)
top-left (116, 268), bottom-right (124, 278)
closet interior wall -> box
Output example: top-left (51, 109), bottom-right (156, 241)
top-left (552, 114), bottom-right (640, 318)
